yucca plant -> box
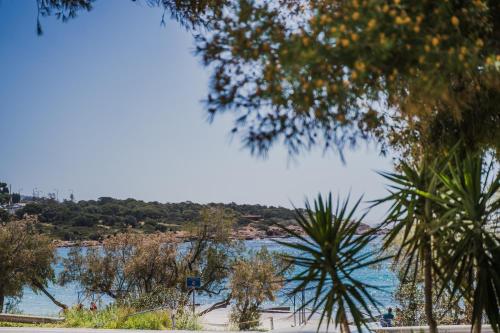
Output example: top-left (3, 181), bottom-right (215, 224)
top-left (374, 158), bottom-right (445, 333)
top-left (431, 151), bottom-right (500, 333)
top-left (277, 193), bottom-right (387, 333)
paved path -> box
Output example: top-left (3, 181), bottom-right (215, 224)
top-left (0, 327), bottom-right (331, 333)
top-left (0, 329), bottom-right (253, 333)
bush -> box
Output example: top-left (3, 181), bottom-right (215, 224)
top-left (62, 305), bottom-right (172, 330)
top-left (120, 287), bottom-right (189, 312)
top-left (72, 215), bottom-right (97, 227)
top-left (174, 310), bottom-right (202, 331)
top-left (117, 287), bottom-right (200, 330)
top-left (121, 311), bottom-right (170, 330)
top-left (0, 209), bottom-right (9, 222)
top-left (229, 247), bottom-right (287, 330)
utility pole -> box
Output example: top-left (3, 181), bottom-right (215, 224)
top-left (192, 289), bottom-right (196, 316)
top-left (293, 294), bottom-right (296, 326)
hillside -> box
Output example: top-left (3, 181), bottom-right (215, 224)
top-left (14, 197), bottom-right (302, 241)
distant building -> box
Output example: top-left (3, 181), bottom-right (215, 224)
top-left (0, 203), bottom-right (26, 215)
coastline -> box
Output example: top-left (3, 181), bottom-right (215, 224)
top-left (51, 223), bottom-right (384, 248)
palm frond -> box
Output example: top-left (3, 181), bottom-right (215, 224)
top-left (276, 193), bottom-right (385, 332)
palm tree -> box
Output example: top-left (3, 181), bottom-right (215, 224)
top-left (277, 193), bottom-right (387, 333)
top-left (431, 151), bottom-right (500, 333)
top-left (375, 158), bottom-right (444, 333)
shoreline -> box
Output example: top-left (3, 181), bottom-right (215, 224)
top-left (51, 228), bottom-right (302, 248)
top-left (51, 224), bottom-right (385, 248)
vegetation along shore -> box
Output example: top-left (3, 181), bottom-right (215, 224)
top-left (2, 196), bottom-right (376, 244)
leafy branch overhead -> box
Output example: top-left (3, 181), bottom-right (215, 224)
top-left (35, 0), bottom-right (224, 35)
top-left (196, 0), bottom-right (500, 157)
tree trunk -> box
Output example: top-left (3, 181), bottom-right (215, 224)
top-left (472, 314), bottom-right (482, 333)
top-left (0, 293), bottom-right (4, 313)
top-left (423, 243), bottom-right (438, 333)
top-left (198, 294), bottom-right (231, 316)
top-left (340, 312), bottom-right (350, 333)
top-left (32, 281), bottom-right (68, 310)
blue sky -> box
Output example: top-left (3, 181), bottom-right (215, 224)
top-left (0, 1), bottom-right (393, 223)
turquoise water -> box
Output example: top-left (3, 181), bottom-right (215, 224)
top-left (13, 238), bottom-right (396, 316)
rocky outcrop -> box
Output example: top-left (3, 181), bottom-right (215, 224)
top-left (233, 224), bottom-right (267, 240)
top-left (52, 222), bottom-right (379, 247)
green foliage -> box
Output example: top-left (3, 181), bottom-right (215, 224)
top-left (62, 305), bottom-right (172, 330)
top-left (59, 232), bottom-right (179, 299)
top-left (119, 287), bottom-right (189, 312)
top-left (15, 197), bottom-right (298, 240)
top-left (195, 0), bottom-right (500, 158)
top-left (375, 156), bottom-right (448, 333)
top-left (393, 278), bottom-right (466, 327)
top-left (378, 149), bottom-right (500, 332)
top-left (393, 279), bottom-right (424, 326)
top-left (3, 297), bottom-right (22, 315)
top-left (0, 322), bottom-right (44, 328)
top-left (0, 221), bottom-right (56, 312)
top-left (278, 193), bottom-right (387, 333)
top-left (35, 0), bottom-right (223, 35)
top-left (0, 209), bottom-right (9, 222)
top-left (60, 207), bottom-right (238, 301)
top-left (390, 251), bottom-right (466, 327)
top-left (376, 158), bottom-right (443, 280)
top-left (0, 182), bottom-right (9, 204)
top-left (10, 193), bottom-right (20, 204)
top-left (229, 247), bottom-right (288, 330)
top-left (174, 310), bottom-right (203, 331)
top-left (431, 151), bottom-right (500, 332)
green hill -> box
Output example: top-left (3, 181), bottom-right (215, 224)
top-left (14, 197), bottom-right (299, 241)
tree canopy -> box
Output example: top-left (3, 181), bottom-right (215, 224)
top-left (229, 247), bottom-right (288, 330)
top-left (33, 1), bottom-right (500, 159)
top-left (195, 0), bottom-right (500, 158)
top-left (35, 0), bottom-right (222, 34)
top-left (59, 207), bottom-right (239, 300)
top-left (14, 197), bottom-right (298, 240)
top-left (0, 221), bottom-right (59, 312)
top-left (0, 182), bottom-right (10, 205)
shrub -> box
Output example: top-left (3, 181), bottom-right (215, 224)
top-left (0, 209), bottom-right (9, 222)
top-left (229, 247), bottom-right (287, 330)
top-left (62, 305), bottom-right (172, 330)
top-left (122, 311), bottom-right (171, 330)
top-left (174, 310), bottom-right (202, 330)
top-left (120, 287), bottom-right (189, 312)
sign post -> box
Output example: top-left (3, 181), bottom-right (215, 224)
top-left (186, 277), bottom-right (201, 316)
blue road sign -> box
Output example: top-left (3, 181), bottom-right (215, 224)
top-left (186, 277), bottom-right (201, 289)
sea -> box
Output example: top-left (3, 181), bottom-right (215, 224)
top-left (12, 238), bottom-right (397, 316)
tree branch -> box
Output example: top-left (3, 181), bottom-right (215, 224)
top-left (198, 294), bottom-right (232, 316)
top-left (32, 280), bottom-right (68, 310)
